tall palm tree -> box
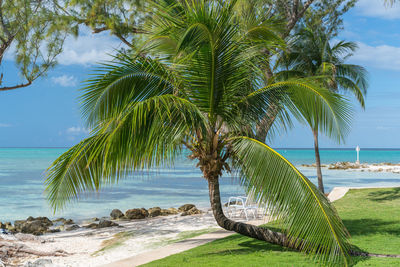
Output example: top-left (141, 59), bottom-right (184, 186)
top-left (281, 27), bottom-right (368, 193)
top-left (45, 1), bottom-right (353, 265)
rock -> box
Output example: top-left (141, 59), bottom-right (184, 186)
top-left (98, 220), bottom-right (119, 228)
top-left (64, 219), bottom-right (75, 225)
top-left (23, 258), bottom-right (53, 267)
top-left (148, 207), bottom-right (161, 217)
top-left (12, 217), bottom-right (54, 235)
top-left (178, 204), bottom-right (196, 212)
top-left (181, 207), bottom-right (203, 216)
top-left (92, 217), bottom-right (100, 221)
top-left (65, 224), bottom-right (80, 231)
top-left (160, 208), bottom-right (179, 216)
top-left (47, 228), bottom-right (61, 233)
top-left (52, 218), bottom-right (66, 224)
top-left (224, 200), bottom-right (239, 207)
top-left (85, 223), bottom-right (99, 229)
top-left (110, 209), bottom-right (124, 219)
top-left (125, 208), bottom-right (148, 220)
top-left (21, 220), bottom-right (48, 235)
top-left (26, 217), bottom-right (53, 227)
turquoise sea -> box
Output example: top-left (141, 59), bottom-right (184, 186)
top-left (1, 148), bottom-right (400, 222)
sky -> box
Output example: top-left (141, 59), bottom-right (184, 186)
top-left (1, 0), bottom-right (400, 148)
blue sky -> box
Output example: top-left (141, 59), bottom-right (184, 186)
top-left (1, 0), bottom-right (400, 148)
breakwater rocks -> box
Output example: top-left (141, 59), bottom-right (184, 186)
top-left (301, 161), bottom-right (400, 173)
top-left (0, 204), bottom-right (203, 236)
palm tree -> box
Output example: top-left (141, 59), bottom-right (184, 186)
top-left (45, 1), bottom-right (353, 265)
top-left (281, 27), bottom-right (368, 193)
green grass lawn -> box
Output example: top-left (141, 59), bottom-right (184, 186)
top-left (142, 187), bottom-right (400, 267)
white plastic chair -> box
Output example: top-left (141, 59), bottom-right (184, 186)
top-left (226, 196), bottom-right (258, 221)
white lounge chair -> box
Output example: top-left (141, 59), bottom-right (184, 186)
top-left (226, 196), bottom-right (258, 221)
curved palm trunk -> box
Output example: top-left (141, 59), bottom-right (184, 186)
top-left (207, 177), bottom-right (295, 248)
top-left (313, 129), bottom-right (324, 193)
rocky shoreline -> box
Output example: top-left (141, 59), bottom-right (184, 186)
top-left (301, 161), bottom-right (400, 173)
top-left (0, 204), bottom-right (205, 266)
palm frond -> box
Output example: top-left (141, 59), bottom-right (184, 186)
top-left (46, 94), bottom-right (206, 210)
top-left (231, 136), bottom-right (351, 266)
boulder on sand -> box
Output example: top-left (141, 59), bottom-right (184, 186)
top-left (148, 207), bottom-right (161, 217)
top-left (98, 220), bottom-right (119, 228)
top-left (181, 206), bottom-right (203, 216)
top-left (178, 204), bottom-right (195, 212)
top-left (125, 208), bottom-right (148, 220)
top-left (110, 209), bottom-right (124, 219)
top-left (14, 217), bottom-right (53, 235)
top-left (160, 208), bottom-right (179, 216)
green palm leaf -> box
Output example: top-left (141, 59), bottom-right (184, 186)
top-left (231, 136), bottom-right (351, 266)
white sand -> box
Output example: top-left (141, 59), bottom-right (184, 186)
top-left (13, 211), bottom-right (220, 267)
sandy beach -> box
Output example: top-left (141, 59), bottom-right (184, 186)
top-left (1, 209), bottom-right (221, 267)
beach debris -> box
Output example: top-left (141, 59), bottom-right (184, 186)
top-left (148, 207), bottom-right (162, 217)
top-left (125, 208), bottom-right (148, 220)
top-left (0, 239), bottom-right (68, 266)
top-left (23, 258), bottom-right (53, 267)
top-left (110, 209), bottom-right (125, 219)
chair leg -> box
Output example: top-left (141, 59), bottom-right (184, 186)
top-left (244, 209), bottom-right (249, 221)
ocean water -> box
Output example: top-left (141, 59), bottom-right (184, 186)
top-left (1, 148), bottom-right (400, 222)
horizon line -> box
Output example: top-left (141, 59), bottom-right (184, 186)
top-left (2, 147), bottom-right (400, 150)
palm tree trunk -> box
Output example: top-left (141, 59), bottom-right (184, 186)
top-left (313, 129), bottom-right (324, 193)
top-left (207, 177), bottom-right (295, 248)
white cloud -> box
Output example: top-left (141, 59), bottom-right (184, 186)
top-left (350, 42), bottom-right (400, 71)
top-left (0, 123), bottom-right (11, 127)
top-left (51, 75), bottom-right (78, 87)
top-left (355, 0), bottom-right (400, 19)
top-left (66, 126), bottom-right (89, 135)
top-left (57, 32), bottom-right (124, 66)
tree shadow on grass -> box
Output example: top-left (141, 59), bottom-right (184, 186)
top-left (201, 234), bottom-right (367, 266)
top-left (366, 187), bottom-right (400, 202)
top-left (343, 218), bottom-right (400, 237)
top-left (201, 234), bottom-right (288, 256)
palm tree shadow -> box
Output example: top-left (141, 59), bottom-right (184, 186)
top-left (366, 187), bottom-right (400, 202)
top-left (201, 234), bottom-right (367, 266)
top-left (343, 218), bottom-right (400, 236)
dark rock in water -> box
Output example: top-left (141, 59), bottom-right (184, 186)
top-left (65, 224), bottom-right (80, 231)
top-left (110, 209), bottom-right (124, 219)
top-left (92, 217), bottom-right (100, 221)
top-left (160, 208), bottom-right (179, 216)
top-left (23, 258), bottom-right (53, 267)
top-left (125, 208), bottom-right (148, 219)
top-left (98, 220), bottom-right (119, 228)
top-left (148, 207), bottom-right (161, 217)
top-left (178, 204), bottom-right (196, 212)
top-left (64, 219), bottom-right (74, 225)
